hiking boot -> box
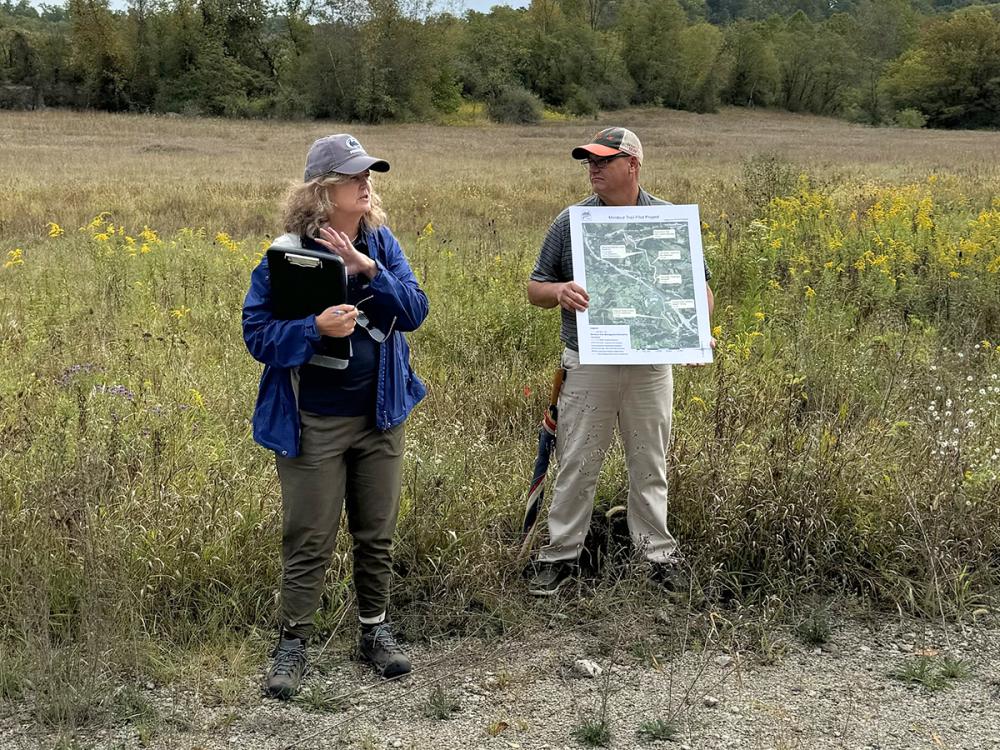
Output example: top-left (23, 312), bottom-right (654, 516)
top-left (264, 635), bottom-right (308, 699)
top-left (359, 622), bottom-right (411, 678)
top-left (527, 561), bottom-right (574, 597)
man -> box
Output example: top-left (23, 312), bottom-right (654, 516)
top-left (526, 126), bottom-right (714, 596)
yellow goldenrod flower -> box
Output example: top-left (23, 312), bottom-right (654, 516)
top-left (85, 212), bottom-right (112, 232)
top-left (47, 222), bottom-right (64, 238)
top-left (170, 306), bottom-right (191, 319)
top-left (215, 232), bottom-right (240, 253)
top-left (139, 226), bottom-right (160, 244)
top-left (915, 196), bottom-right (934, 231)
top-left (804, 286), bottom-right (816, 299)
top-left (754, 311), bottom-right (765, 321)
top-left (189, 389), bottom-right (205, 409)
top-left (3, 248), bottom-right (24, 269)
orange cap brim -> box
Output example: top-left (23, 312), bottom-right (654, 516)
top-left (571, 144), bottom-right (621, 159)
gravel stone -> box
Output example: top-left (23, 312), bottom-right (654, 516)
top-left (572, 659), bottom-right (603, 678)
top-left (3, 617), bottom-right (1000, 749)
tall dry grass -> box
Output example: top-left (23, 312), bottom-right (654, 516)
top-left (1, 108), bottom-right (999, 727)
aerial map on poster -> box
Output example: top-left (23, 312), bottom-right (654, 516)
top-left (569, 204), bottom-right (713, 365)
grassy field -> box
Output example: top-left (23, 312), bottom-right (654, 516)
top-left (1, 108), bottom-right (999, 729)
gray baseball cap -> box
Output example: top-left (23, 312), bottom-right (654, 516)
top-left (303, 134), bottom-right (390, 181)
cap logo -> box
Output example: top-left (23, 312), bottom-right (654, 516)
top-left (346, 137), bottom-right (362, 149)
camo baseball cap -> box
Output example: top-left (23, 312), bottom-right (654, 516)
top-left (571, 127), bottom-right (643, 164)
top-left (303, 134), bottom-right (390, 181)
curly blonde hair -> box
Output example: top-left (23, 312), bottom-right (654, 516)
top-left (281, 173), bottom-right (387, 238)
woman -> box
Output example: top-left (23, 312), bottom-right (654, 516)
top-left (242, 134), bottom-right (428, 698)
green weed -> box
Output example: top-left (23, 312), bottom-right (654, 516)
top-left (422, 685), bottom-right (460, 720)
top-left (637, 717), bottom-right (680, 741)
top-left (572, 719), bottom-right (611, 747)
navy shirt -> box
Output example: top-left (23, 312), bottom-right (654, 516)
top-left (298, 236), bottom-right (379, 418)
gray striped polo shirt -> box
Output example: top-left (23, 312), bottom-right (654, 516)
top-left (530, 188), bottom-right (712, 352)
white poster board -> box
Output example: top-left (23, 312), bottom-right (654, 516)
top-left (569, 204), bottom-right (713, 365)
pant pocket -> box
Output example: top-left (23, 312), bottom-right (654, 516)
top-left (560, 347), bottom-right (581, 372)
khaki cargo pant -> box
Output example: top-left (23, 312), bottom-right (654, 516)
top-left (537, 348), bottom-right (677, 564)
top-left (275, 411), bottom-right (404, 638)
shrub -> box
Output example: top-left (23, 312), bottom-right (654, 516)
top-left (565, 86), bottom-right (600, 118)
top-left (485, 86), bottom-right (543, 124)
top-left (893, 108), bottom-right (927, 129)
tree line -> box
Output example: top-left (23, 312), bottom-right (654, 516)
top-left (1, 0), bottom-right (998, 128)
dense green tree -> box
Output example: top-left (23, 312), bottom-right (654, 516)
top-left (883, 6), bottom-right (1000, 127)
top-left (67, 0), bottom-right (130, 109)
top-left (517, 1), bottom-right (632, 108)
top-left (288, 20), bottom-right (361, 118)
top-left (123, 0), bottom-right (156, 110)
top-left (0, 0), bottom-right (996, 128)
top-left (851, 0), bottom-right (919, 123)
top-left (616, 0), bottom-right (687, 105)
top-left (456, 7), bottom-right (533, 100)
top-left (773, 10), bottom-right (859, 115)
top-left (555, 0), bottom-right (619, 29)
top-left (721, 20), bottom-right (779, 106)
top-left (673, 22), bottom-right (727, 111)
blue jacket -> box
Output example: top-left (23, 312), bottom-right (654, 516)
top-left (242, 226), bottom-right (429, 457)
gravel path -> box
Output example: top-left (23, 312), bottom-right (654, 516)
top-left (4, 613), bottom-right (999, 750)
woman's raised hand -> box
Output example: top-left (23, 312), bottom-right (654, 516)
top-left (317, 227), bottom-right (377, 278)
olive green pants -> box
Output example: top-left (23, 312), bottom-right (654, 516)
top-left (275, 411), bottom-right (404, 638)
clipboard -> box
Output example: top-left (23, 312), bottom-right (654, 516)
top-left (266, 240), bottom-right (349, 367)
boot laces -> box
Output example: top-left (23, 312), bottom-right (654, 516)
top-left (368, 623), bottom-right (404, 655)
top-left (271, 641), bottom-right (306, 677)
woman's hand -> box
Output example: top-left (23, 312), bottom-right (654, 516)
top-left (315, 304), bottom-right (358, 338)
top-left (317, 227), bottom-right (377, 278)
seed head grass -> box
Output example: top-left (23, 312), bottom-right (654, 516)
top-left (1, 109), bottom-right (999, 728)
